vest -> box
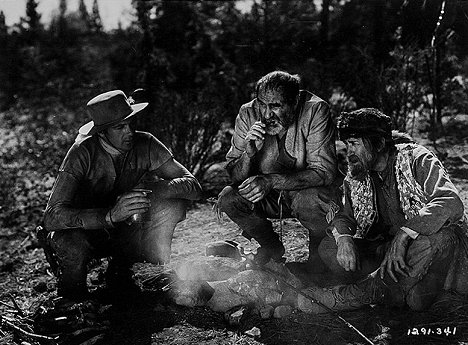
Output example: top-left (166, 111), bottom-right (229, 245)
top-left (346, 144), bottom-right (428, 239)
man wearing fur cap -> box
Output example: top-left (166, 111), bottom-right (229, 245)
top-left (302, 108), bottom-right (468, 312)
top-left (40, 90), bottom-right (202, 300)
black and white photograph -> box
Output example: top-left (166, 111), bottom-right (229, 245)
top-left (0, 0), bottom-right (468, 344)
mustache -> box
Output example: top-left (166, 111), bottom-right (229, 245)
top-left (347, 155), bottom-right (360, 163)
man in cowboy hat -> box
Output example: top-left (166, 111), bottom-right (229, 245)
top-left (218, 71), bottom-right (340, 269)
top-left (41, 90), bottom-right (202, 300)
top-left (299, 108), bottom-right (468, 313)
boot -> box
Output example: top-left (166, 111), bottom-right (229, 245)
top-left (36, 225), bottom-right (60, 276)
top-left (252, 241), bottom-right (286, 266)
top-left (298, 277), bottom-right (387, 314)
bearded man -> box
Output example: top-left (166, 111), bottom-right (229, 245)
top-left (218, 71), bottom-right (340, 268)
top-left (40, 90), bottom-right (202, 300)
top-left (302, 108), bottom-right (468, 312)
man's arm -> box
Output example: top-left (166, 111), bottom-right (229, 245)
top-left (148, 157), bottom-right (202, 201)
top-left (226, 106), bottom-right (263, 184)
top-left (402, 145), bottom-right (464, 236)
top-left (44, 170), bottom-right (113, 231)
top-left (44, 146), bottom-right (150, 231)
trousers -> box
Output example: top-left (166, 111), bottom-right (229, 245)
top-left (46, 196), bottom-right (187, 297)
top-left (218, 184), bottom-right (339, 260)
top-left (318, 227), bottom-right (459, 310)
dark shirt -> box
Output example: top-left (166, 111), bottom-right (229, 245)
top-left (44, 131), bottom-right (198, 231)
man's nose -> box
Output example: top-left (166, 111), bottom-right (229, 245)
top-left (264, 106), bottom-right (274, 119)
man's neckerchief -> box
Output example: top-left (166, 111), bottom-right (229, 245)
top-left (98, 133), bottom-right (127, 178)
top-left (345, 143), bottom-right (427, 239)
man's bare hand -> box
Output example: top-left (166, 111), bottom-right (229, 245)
top-left (379, 229), bottom-right (411, 282)
top-left (110, 191), bottom-right (151, 223)
top-left (244, 121), bottom-right (266, 157)
top-left (336, 236), bottom-right (360, 272)
top-left (238, 175), bottom-right (272, 203)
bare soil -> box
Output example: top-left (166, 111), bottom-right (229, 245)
top-left (1, 141), bottom-right (468, 345)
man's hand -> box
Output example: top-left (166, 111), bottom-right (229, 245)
top-left (110, 191), bottom-right (151, 223)
top-left (336, 236), bottom-right (360, 272)
top-left (379, 229), bottom-right (411, 282)
top-left (244, 121), bottom-right (266, 157)
top-left (238, 175), bottom-right (272, 203)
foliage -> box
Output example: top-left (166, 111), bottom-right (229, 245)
top-left (0, 0), bottom-right (467, 230)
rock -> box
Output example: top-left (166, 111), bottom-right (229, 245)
top-left (206, 280), bottom-right (251, 312)
top-left (201, 162), bottom-right (231, 196)
top-left (175, 256), bottom-right (245, 281)
top-left (206, 263), bottom-right (302, 312)
top-left (258, 305), bottom-right (274, 319)
top-left (206, 240), bottom-right (241, 260)
top-left (171, 280), bottom-right (214, 307)
top-left (273, 305), bottom-right (292, 318)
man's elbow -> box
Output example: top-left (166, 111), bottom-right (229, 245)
top-left (316, 165), bottom-right (337, 186)
top-left (451, 194), bottom-right (465, 221)
top-left (43, 207), bottom-right (59, 231)
top-left (192, 178), bottom-right (203, 200)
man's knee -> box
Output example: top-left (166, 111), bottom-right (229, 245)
top-left (49, 230), bottom-right (94, 267)
top-left (318, 236), bottom-right (344, 272)
top-left (218, 186), bottom-right (252, 215)
top-left (148, 197), bottom-right (188, 225)
top-left (291, 187), bottom-right (335, 236)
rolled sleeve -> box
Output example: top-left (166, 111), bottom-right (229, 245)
top-left (226, 105), bottom-right (252, 166)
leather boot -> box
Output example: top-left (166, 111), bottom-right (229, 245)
top-left (252, 240), bottom-right (286, 266)
top-left (298, 277), bottom-right (387, 314)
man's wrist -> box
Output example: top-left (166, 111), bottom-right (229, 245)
top-left (400, 226), bottom-right (419, 239)
top-left (105, 210), bottom-right (115, 228)
top-left (331, 227), bottom-right (353, 245)
top-left (244, 149), bottom-right (256, 159)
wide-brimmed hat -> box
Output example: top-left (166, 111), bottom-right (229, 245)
top-left (337, 108), bottom-right (392, 141)
top-left (79, 90), bottom-right (148, 136)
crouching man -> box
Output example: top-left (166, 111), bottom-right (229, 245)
top-left (303, 108), bottom-right (468, 312)
top-left (40, 90), bottom-right (202, 300)
top-left (218, 71), bottom-right (340, 269)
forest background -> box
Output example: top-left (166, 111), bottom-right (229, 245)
top-left (0, 0), bottom-right (468, 251)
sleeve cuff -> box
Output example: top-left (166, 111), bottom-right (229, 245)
top-left (401, 226), bottom-right (419, 239)
top-left (105, 210), bottom-right (115, 228)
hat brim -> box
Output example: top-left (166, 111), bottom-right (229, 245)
top-left (79, 102), bottom-right (149, 136)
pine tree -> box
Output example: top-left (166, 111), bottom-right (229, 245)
top-left (0, 11), bottom-right (7, 35)
top-left (58, 0), bottom-right (67, 37)
top-left (78, 0), bottom-right (91, 30)
top-left (21, 0), bottom-right (42, 38)
top-left (90, 0), bottom-right (103, 32)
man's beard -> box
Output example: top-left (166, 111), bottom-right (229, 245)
top-left (264, 120), bottom-right (285, 135)
top-left (263, 114), bottom-right (293, 136)
top-left (347, 151), bottom-right (375, 181)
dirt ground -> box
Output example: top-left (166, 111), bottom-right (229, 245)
top-left (1, 140), bottom-right (468, 345)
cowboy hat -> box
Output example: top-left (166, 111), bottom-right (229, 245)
top-left (79, 90), bottom-right (148, 136)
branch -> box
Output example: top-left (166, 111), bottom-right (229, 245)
top-left (1, 316), bottom-right (58, 344)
